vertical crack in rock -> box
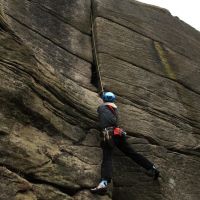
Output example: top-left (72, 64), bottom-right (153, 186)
top-left (91, 62), bottom-right (99, 89)
top-left (90, 0), bottom-right (105, 92)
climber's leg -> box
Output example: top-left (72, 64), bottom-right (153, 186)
top-left (91, 141), bottom-right (114, 194)
top-left (116, 136), bottom-right (160, 179)
top-left (101, 141), bottom-right (113, 183)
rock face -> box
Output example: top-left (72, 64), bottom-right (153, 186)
top-left (0, 0), bottom-right (200, 199)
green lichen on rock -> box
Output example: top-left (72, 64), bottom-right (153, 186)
top-left (154, 41), bottom-right (176, 80)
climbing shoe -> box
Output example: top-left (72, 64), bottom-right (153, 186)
top-left (90, 180), bottom-right (108, 195)
top-left (146, 165), bottom-right (160, 180)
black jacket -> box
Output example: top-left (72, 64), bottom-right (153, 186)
top-left (97, 103), bottom-right (118, 129)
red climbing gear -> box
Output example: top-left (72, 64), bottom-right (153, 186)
top-left (113, 127), bottom-right (123, 136)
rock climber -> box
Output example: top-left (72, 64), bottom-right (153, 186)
top-left (91, 91), bottom-right (160, 194)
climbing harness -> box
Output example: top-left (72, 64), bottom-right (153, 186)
top-left (103, 127), bottom-right (113, 141)
top-left (102, 127), bottom-right (114, 148)
top-left (105, 105), bottom-right (126, 137)
top-left (102, 126), bottom-right (126, 148)
top-left (90, 3), bottom-right (104, 93)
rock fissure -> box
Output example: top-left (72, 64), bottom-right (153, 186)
top-left (26, 0), bottom-right (91, 36)
top-left (103, 74), bottom-right (200, 114)
top-left (91, 1), bottom-right (102, 91)
top-left (0, 58), bottom-right (97, 125)
top-left (5, 13), bottom-right (92, 64)
top-left (125, 131), bottom-right (158, 145)
top-left (167, 147), bottom-right (200, 159)
top-left (24, 160), bottom-right (52, 174)
top-left (115, 92), bottom-right (200, 132)
top-left (154, 41), bottom-right (200, 95)
top-left (94, 14), bottom-right (199, 64)
top-left (99, 51), bottom-right (200, 97)
top-left (95, 15), bottom-right (163, 45)
top-left (123, 131), bottom-right (200, 161)
top-left (0, 164), bottom-right (82, 197)
top-left (60, 149), bottom-right (99, 166)
top-left (98, 49), bottom-right (170, 78)
top-left (24, 174), bottom-right (79, 197)
top-left (91, 62), bottom-right (100, 89)
top-left (20, 101), bottom-right (83, 141)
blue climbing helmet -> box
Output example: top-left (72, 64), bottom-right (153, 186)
top-left (102, 92), bottom-right (116, 102)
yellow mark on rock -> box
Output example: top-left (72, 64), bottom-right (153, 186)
top-left (154, 41), bottom-right (176, 80)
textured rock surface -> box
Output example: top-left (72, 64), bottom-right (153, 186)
top-left (0, 167), bottom-right (36, 200)
top-left (92, 0), bottom-right (200, 199)
top-left (0, 0), bottom-right (200, 199)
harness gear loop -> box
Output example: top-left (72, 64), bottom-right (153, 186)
top-left (103, 128), bottom-right (113, 141)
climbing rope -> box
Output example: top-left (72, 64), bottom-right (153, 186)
top-left (90, 6), bottom-right (104, 94)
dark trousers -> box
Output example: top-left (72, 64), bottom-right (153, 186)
top-left (101, 135), bottom-right (153, 182)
